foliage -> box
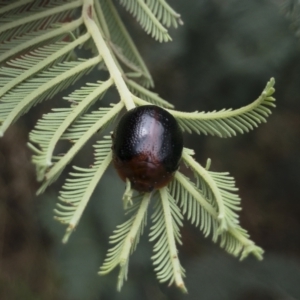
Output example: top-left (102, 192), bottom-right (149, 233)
top-left (0, 0), bottom-right (275, 292)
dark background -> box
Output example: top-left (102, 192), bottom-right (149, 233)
top-left (1, 0), bottom-right (300, 299)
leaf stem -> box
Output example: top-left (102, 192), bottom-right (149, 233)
top-left (104, 0), bottom-right (154, 86)
top-left (82, 0), bottom-right (135, 110)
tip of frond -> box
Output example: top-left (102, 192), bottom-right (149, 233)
top-left (62, 225), bottom-right (75, 244)
top-left (265, 77), bottom-right (276, 95)
top-left (240, 244), bottom-right (264, 261)
top-left (177, 283), bottom-right (188, 294)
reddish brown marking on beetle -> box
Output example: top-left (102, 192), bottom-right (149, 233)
top-left (113, 154), bottom-right (174, 192)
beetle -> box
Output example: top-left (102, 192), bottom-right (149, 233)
top-left (112, 105), bottom-right (183, 192)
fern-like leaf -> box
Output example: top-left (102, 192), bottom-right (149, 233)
top-left (149, 188), bottom-right (187, 292)
top-left (0, 56), bottom-right (100, 136)
top-left (119, 0), bottom-right (172, 42)
top-left (36, 102), bottom-right (124, 194)
top-left (172, 170), bottom-right (264, 260)
top-left (28, 79), bottom-right (113, 180)
top-left (99, 193), bottom-right (151, 291)
top-left (182, 148), bottom-right (241, 233)
top-left (170, 172), bottom-right (219, 239)
top-left (61, 106), bottom-right (118, 142)
top-left (0, 0), bottom-right (80, 44)
top-left (171, 77), bottom-right (276, 137)
top-left (0, 34), bottom-right (90, 98)
top-left (54, 137), bottom-right (112, 243)
top-left (145, 0), bottom-right (183, 28)
top-left (0, 18), bottom-right (83, 63)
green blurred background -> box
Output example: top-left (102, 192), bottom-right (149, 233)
top-left (1, 0), bottom-right (300, 299)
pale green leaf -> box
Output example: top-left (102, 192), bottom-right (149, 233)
top-left (182, 148), bottom-right (241, 233)
top-left (171, 152), bottom-right (264, 260)
top-left (149, 188), bottom-right (187, 292)
top-left (36, 102), bottom-right (124, 194)
top-left (0, 18), bottom-right (83, 63)
top-left (170, 78), bottom-right (276, 137)
top-left (54, 137), bottom-right (112, 243)
top-left (99, 193), bottom-right (151, 291)
top-left (119, 0), bottom-right (172, 42)
top-left (0, 0), bottom-right (81, 43)
top-left (28, 79), bottom-right (113, 180)
top-left (0, 33), bottom-right (90, 98)
top-left (0, 56), bottom-right (100, 136)
top-left (145, 0), bottom-right (183, 28)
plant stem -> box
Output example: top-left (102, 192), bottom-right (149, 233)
top-left (82, 0), bottom-right (135, 110)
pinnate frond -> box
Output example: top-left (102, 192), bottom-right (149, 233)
top-left (54, 137), bottom-right (113, 243)
top-left (182, 148), bottom-right (241, 233)
top-left (145, 0), bottom-right (183, 28)
top-left (172, 77), bottom-right (276, 137)
top-left (99, 193), bottom-right (151, 291)
top-left (170, 172), bottom-right (218, 239)
top-left (61, 106), bottom-right (117, 141)
top-left (149, 188), bottom-right (186, 292)
top-left (119, 0), bottom-right (172, 42)
top-left (219, 223), bottom-right (264, 260)
top-left (0, 56), bottom-right (100, 136)
top-left (36, 102), bottom-right (124, 194)
top-left (172, 150), bottom-right (263, 260)
top-left (0, 18), bottom-right (83, 63)
top-left (0, 35), bottom-right (90, 96)
top-left (28, 79), bottom-right (113, 180)
top-left (0, 0), bottom-right (80, 44)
